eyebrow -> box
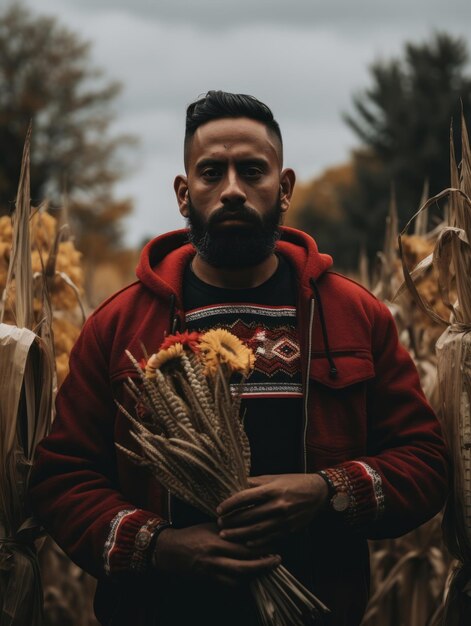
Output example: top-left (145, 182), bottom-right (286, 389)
top-left (195, 157), bottom-right (269, 170)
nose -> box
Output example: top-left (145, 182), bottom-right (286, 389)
top-left (219, 170), bottom-right (247, 206)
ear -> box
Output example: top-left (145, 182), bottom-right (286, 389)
top-left (279, 168), bottom-right (296, 214)
top-left (174, 175), bottom-right (189, 217)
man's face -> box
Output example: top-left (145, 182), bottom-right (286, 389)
top-left (176, 117), bottom-right (292, 268)
top-left (186, 191), bottom-right (282, 268)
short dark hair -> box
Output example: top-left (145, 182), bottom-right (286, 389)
top-left (184, 90), bottom-right (283, 167)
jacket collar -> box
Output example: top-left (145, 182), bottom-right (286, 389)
top-left (135, 226), bottom-right (333, 303)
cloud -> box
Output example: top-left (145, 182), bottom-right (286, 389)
top-left (31, 0), bottom-right (471, 30)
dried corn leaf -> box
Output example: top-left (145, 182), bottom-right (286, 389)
top-left (0, 325), bottom-right (36, 460)
top-left (414, 180), bottom-right (430, 236)
top-left (1, 123), bottom-right (33, 329)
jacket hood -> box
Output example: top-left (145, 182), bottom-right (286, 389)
top-left (136, 226), bottom-right (333, 301)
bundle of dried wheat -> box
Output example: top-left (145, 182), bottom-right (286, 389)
top-left (0, 126), bottom-right (54, 625)
top-left (118, 329), bottom-right (329, 626)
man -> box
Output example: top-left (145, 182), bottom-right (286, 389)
top-left (30, 91), bottom-right (448, 626)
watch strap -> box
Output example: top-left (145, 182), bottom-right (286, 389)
top-left (131, 518), bottom-right (171, 573)
top-left (317, 468), bottom-right (353, 513)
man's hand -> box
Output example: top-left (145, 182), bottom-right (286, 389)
top-left (153, 522), bottom-right (281, 587)
top-left (216, 473), bottom-right (329, 548)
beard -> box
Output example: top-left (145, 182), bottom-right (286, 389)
top-left (186, 196), bottom-right (282, 268)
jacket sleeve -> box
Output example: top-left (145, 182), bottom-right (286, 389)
top-left (318, 299), bottom-right (450, 539)
top-left (29, 315), bottom-right (166, 579)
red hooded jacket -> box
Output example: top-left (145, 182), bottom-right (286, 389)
top-left (30, 227), bottom-right (448, 626)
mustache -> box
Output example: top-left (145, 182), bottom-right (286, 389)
top-left (208, 205), bottom-right (262, 227)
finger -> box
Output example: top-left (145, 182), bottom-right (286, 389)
top-left (214, 554), bottom-right (281, 580)
top-left (247, 475), bottom-right (271, 487)
top-left (217, 485), bottom-right (268, 516)
top-left (216, 536), bottom-right (277, 559)
top-left (219, 519), bottom-right (281, 543)
top-left (218, 501), bottom-right (276, 529)
top-left (213, 537), bottom-right (260, 560)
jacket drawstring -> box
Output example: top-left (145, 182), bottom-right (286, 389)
top-left (309, 277), bottom-right (338, 379)
top-left (168, 293), bottom-right (181, 334)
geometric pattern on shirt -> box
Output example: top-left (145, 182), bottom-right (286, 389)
top-left (185, 303), bottom-right (302, 398)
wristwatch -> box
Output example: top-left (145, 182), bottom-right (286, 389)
top-left (317, 469), bottom-right (351, 513)
top-left (331, 490), bottom-right (350, 512)
top-left (132, 518), bottom-right (171, 571)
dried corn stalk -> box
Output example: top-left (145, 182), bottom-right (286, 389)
top-left (372, 188), bottom-right (400, 303)
top-left (38, 538), bottom-right (99, 626)
top-left (0, 125), bottom-right (55, 625)
top-left (361, 185), bottom-right (449, 626)
top-left (361, 516), bottom-right (451, 626)
top-left (373, 187), bottom-right (442, 407)
top-left (397, 114), bottom-right (471, 624)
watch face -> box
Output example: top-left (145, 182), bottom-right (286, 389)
top-left (332, 491), bottom-right (350, 512)
top-left (135, 529), bottom-right (151, 551)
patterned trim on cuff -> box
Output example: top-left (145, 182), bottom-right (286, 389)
top-left (104, 509), bottom-right (137, 575)
top-left (321, 461), bottom-right (386, 526)
top-left (351, 460), bottom-right (385, 520)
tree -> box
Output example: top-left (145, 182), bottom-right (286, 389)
top-left (286, 164), bottom-right (361, 269)
top-left (0, 4), bottom-right (135, 254)
top-left (343, 32), bottom-right (471, 263)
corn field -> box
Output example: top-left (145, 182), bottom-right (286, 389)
top-left (2, 121), bottom-right (471, 625)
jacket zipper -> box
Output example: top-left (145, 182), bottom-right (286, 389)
top-left (303, 297), bottom-right (315, 473)
top-left (167, 311), bottom-right (183, 524)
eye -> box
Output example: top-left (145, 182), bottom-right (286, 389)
top-left (201, 167), bottom-right (222, 180)
top-left (242, 166), bottom-right (264, 179)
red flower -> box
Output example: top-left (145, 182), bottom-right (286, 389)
top-left (159, 331), bottom-right (201, 352)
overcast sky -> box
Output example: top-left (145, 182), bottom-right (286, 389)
top-left (9, 0), bottom-right (471, 246)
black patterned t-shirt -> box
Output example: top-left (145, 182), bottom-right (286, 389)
top-left (183, 254), bottom-right (303, 477)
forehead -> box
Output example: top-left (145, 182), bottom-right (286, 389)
top-left (187, 117), bottom-right (281, 168)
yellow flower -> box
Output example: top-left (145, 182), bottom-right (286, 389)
top-left (145, 343), bottom-right (184, 377)
top-left (199, 329), bottom-right (255, 377)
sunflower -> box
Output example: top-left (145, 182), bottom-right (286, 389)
top-left (199, 329), bottom-right (255, 377)
top-left (145, 343), bottom-right (185, 377)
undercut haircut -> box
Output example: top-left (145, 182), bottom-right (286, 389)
top-left (184, 90), bottom-right (283, 168)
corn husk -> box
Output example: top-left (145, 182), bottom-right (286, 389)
top-left (0, 125), bottom-right (54, 625)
